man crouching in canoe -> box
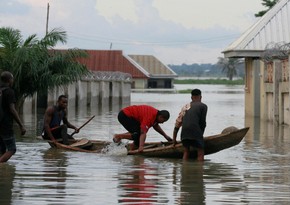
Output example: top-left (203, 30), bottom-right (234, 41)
top-left (42, 95), bottom-right (79, 145)
top-left (113, 105), bottom-right (172, 152)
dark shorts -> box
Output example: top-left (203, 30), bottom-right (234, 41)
top-left (42, 125), bottom-right (71, 140)
top-left (118, 111), bottom-right (140, 147)
top-left (182, 139), bottom-right (204, 149)
top-left (42, 128), bottom-right (62, 140)
top-left (0, 134), bottom-right (16, 154)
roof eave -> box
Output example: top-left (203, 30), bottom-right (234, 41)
top-left (223, 50), bottom-right (264, 58)
top-left (149, 74), bottom-right (178, 79)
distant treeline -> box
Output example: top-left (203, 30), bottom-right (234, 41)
top-left (174, 78), bottom-right (244, 85)
top-left (168, 62), bottom-right (245, 78)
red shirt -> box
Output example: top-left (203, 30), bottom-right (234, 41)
top-left (122, 105), bottom-right (158, 133)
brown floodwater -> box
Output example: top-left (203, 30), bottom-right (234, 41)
top-left (1, 84), bottom-right (290, 205)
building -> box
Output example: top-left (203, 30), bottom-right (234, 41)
top-left (223, 0), bottom-right (290, 125)
top-left (127, 55), bottom-right (177, 89)
top-left (77, 50), bottom-right (177, 90)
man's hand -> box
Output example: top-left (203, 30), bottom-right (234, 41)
top-left (138, 146), bottom-right (144, 153)
top-left (165, 135), bottom-right (173, 142)
top-left (173, 139), bottom-right (177, 147)
top-left (51, 137), bottom-right (57, 144)
top-left (20, 126), bottom-right (26, 136)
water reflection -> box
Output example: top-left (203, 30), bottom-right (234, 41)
top-left (245, 116), bottom-right (290, 156)
top-left (41, 149), bottom-right (68, 200)
top-left (4, 84), bottom-right (290, 204)
top-left (178, 161), bottom-right (205, 204)
top-left (117, 157), bottom-right (169, 204)
top-left (0, 163), bottom-right (15, 205)
top-left (203, 162), bottom-right (246, 204)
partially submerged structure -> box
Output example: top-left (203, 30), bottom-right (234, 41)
top-left (127, 55), bottom-right (177, 89)
top-left (77, 50), bottom-right (177, 90)
top-left (223, 0), bottom-right (290, 125)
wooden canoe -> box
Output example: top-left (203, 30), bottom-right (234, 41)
top-left (45, 126), bottom-right (249, 159)
top-left (47, 138), bottom-right (111, 153)
top-left (127, 126), bottom-right (249, 158)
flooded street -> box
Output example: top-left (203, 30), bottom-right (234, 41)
top-left (1, 84), bottom-right (290, 204)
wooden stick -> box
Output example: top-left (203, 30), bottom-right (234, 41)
top-left (70, 115), bottom-right (95, 137)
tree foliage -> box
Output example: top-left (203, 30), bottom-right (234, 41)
top-left (0, 27), bottom-right (90, 108)
top-left (169, 61), bottom-right (245, 78)
top-left (217, 57), bottom-right (243, 81)
top-left (255, 0), bottom-right (278, 17)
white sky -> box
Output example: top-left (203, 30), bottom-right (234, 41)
top-left (0, 0), bottom-right (265, 64)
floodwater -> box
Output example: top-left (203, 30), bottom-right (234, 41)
top-left (1, 84), bottom-right (290, 205)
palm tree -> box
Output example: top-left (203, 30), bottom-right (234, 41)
top-left (0, 27), bottom-right (90, 110)
top-left (255, 0), bottom-right (278, 17)
top-left (217, 57), bottom-right (243, 81)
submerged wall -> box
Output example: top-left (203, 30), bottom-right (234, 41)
top-left (246, 56), bottom-right (290, 125)
top-left (23, 72), bottom-right (132, 117)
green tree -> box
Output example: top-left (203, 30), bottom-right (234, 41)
top-left (217, 57), bottom-right (243, 81)
top-left (255, 0), bottom-right (278, 17)
top-left (0, 27), bottom-right (90, 110)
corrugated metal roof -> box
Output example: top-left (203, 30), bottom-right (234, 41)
top-left (128, 55), bottom-right (178, 78)
top-left (77, 50), bottom-right (148, 79)
top-left (223, 0), bottom-right (290, 58)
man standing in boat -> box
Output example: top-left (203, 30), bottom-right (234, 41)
top-left (0, 71), bottom-right (26, 163)
top-left (42, 95), bottom-right (79, 145)
top-left (113, 105), bottom-right (172, 152)
top-left (173, 89), bottom-right (207, 161)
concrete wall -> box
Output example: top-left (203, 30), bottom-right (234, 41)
top-left (278, 79), bottom-right (290, 125)
top-left (120, 81), bottom-right (131, 105)
top-left (132, 79), bottom-right (147, 89)
top-left (23, 78), bottom-right (131, 116)
top-left (244, 58), bottom-right (258, 117)
top-left (249, 56), bottom-right (290, 125)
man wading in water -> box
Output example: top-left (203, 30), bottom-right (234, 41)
top-left (0, 71), bottom-right (26, 163)
top-left (173, 89), bottom-right (207, 161)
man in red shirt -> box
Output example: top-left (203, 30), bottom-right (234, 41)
top-left (113, 105), bottom-right (172, 152)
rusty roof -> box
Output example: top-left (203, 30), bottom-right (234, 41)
top-left (77, 50), bottom-right (148, 79)
top-left (55, 49), bottom-right (177, 79)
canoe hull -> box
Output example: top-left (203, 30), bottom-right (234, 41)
top-left (46, 127), bottom-right (249, 159)
top-left (48, 139), bottom-right (110, 153)
top-left (128, 127), bottom-right (249, 158)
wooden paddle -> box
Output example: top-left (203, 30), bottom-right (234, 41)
top-left (70, 115), bottom-right (95, 137)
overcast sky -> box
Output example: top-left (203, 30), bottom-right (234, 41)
top-left (0, 0), bottom-right (265, 65)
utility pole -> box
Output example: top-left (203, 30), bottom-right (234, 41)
top-left (46, 2), bottom-right (50, 34)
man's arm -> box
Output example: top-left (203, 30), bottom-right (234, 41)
top-left (138, 131), bottom-right (147, 152)
top-left (62, 110), bottom-right (78, 132)
top-left (153, 124), bottom-right (172, 141)
top-left (43, 107), bottom-right (56, 142)
top-left (200, 105), bottom-right (208, 134)
top-left (172, 127), bottom-right (180, 146)
top-left (172, 104), bottom-right (189, 146)
top-left (9, 103), bottom-right (26, 135)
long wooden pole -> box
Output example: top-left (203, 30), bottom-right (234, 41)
top-left (70, 115), bottom-right (96, 137)
top-left (46, 2), bottom-right (50, 34)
